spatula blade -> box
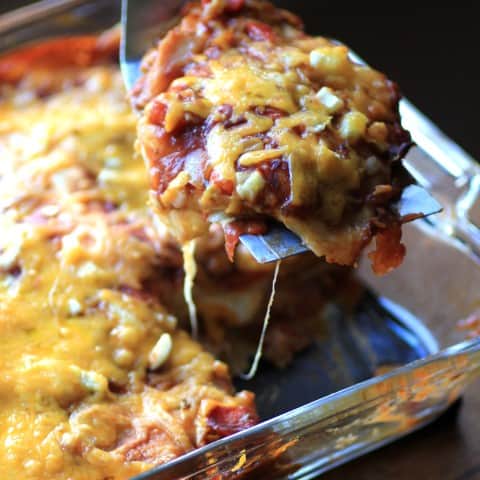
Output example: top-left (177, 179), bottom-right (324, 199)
top-left (240, 185), bottom-right (442, 264)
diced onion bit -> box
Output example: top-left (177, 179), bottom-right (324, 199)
top-left (148, 333), bottom-right (173, 370)
top-left (309, 46), bottom-right (351, 75)
top-left (68, 298), bottom-right (83, 316)
top-left (80, 370), bottom-right (108, 393)
top-left (339, 111), bottom-right (368, 142)
top-left (316, 87), bottom-right (344, 114)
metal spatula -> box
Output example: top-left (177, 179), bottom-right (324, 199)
top-left (239, 184), bottom-right (442, 263)
top-left (120, 0), bottom-right (442, 263)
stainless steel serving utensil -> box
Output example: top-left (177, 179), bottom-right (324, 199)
top-left (120, 0), bottom-right (442, 263)
top-left (240, 184), bottom-right (442, 263)
top-left (120, 0), bottom-right (185, 95)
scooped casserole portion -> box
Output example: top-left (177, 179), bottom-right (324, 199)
top-left (135, 0), bottom-right (411, 271)
top-left (0, 36), bottom-right (257, 480)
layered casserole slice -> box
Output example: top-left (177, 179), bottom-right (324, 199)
top-left (135, 0), bottom-right (411, 271)
top-left (0, 35), bottom-right (257, 480)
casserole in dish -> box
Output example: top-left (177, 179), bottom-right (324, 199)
top-left (2, 1), bottom-right (480, 479)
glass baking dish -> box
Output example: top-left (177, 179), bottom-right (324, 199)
top-left (2, 1), bottom-right (480, 478)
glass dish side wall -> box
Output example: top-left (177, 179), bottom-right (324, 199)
top-left (2, 1), bottom-right (480, 479)
top-left (138, 341), bottom-right (480, 480)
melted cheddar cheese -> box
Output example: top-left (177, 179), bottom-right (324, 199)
top-left (0, 47), bottom-right (257, 479)
top-left (136, 0), bottom-right (410, 267)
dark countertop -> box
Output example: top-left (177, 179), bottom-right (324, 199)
top-left (2, 2), bottom-right (480, 479)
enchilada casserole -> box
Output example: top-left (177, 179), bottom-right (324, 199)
top-left (135, 0), bottom-right (411, 271)
top-left (0, 1), bottom-right (416, 478)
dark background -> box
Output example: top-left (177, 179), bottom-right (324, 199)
top-left (2, 2), bottom-right (480, 479)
